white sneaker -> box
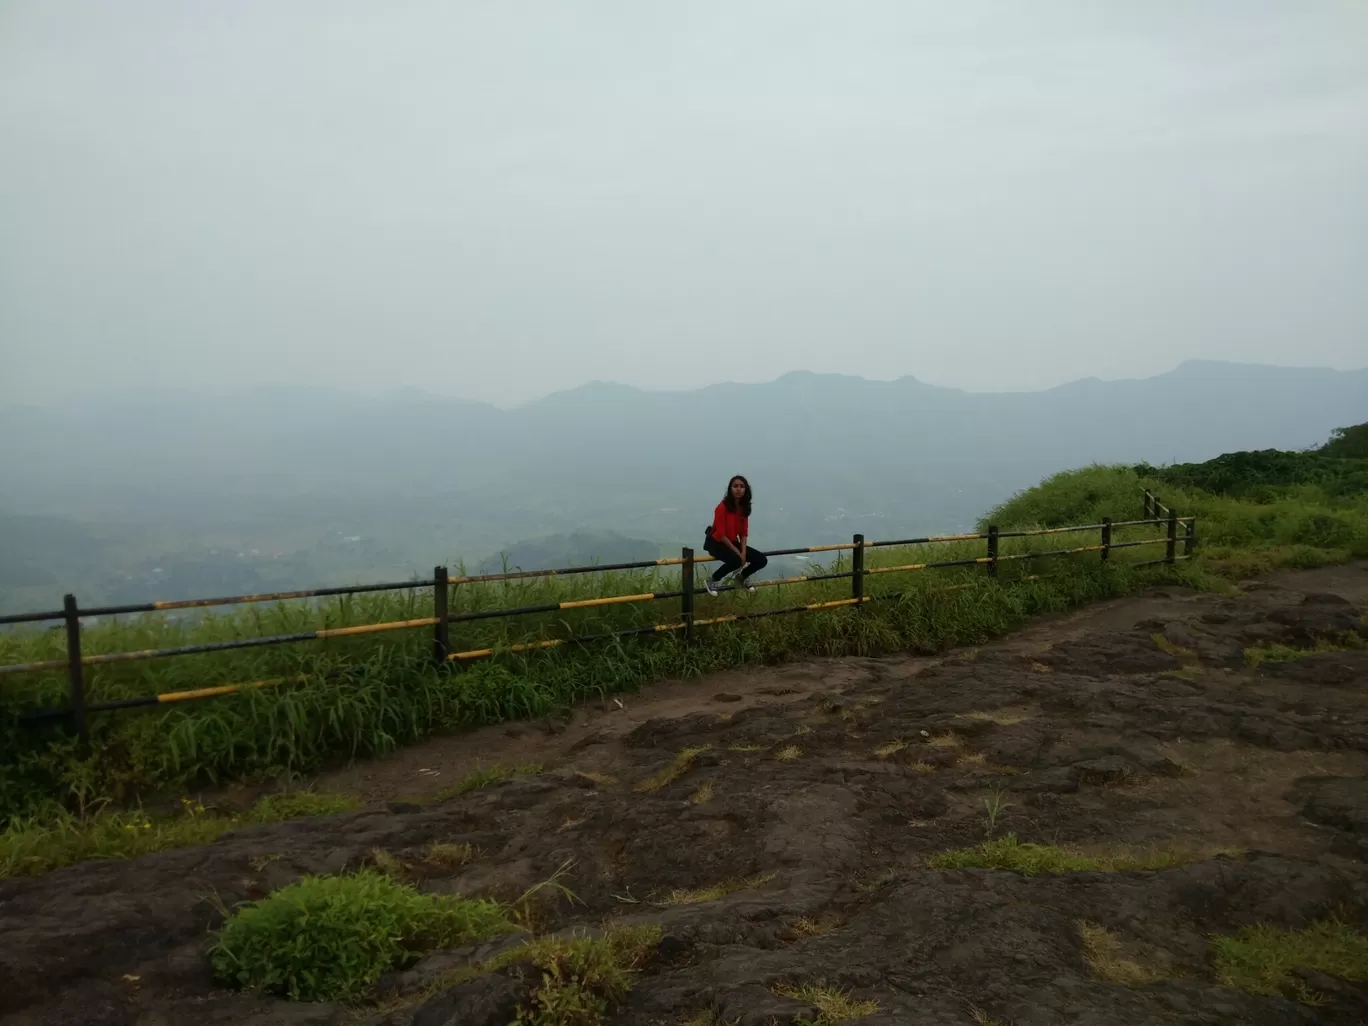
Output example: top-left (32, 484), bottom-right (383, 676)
top-left (743, 579), bottom-right (757, 593)
top-left (705, 579), bottom-right (719, 597)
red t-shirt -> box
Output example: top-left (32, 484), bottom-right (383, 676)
top-left (711, 502), bottom-right (748, 545)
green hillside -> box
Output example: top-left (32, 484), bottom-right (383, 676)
top-left (986, 422), bottom-right (1368, 577)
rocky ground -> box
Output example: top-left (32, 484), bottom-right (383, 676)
top-left (3, 564), bottom-right (1368, 1026)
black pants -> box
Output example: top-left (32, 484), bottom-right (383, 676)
top-left (703, 535), bottom-right (768, 583)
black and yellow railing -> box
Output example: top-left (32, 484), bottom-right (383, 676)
top-left (0, 494), bottom-right (1195, 740)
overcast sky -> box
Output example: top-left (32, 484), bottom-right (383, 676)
top-left (2, 1), bottom-right (1365, 409)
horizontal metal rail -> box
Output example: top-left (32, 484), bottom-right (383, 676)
top-left (0, 615), bottom-right (443, 676)
top-left (8, 546), bottom-right (1163, 720)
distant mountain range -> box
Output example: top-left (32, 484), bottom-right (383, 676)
top-left (1, 360), bottom-right (1365, 610)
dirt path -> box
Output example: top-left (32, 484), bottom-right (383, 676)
top-left (3, 564), bottom-right (1368, 1026)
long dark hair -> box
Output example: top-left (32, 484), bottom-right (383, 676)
top-left (722, 474), bottom-right (753, 516)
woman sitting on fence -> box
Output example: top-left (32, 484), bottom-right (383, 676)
top-left (703, 475), bottom-right (768, 596)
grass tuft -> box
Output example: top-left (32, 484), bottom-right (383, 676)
top-left (873, 740), bottom-right (907, 758)
top-left (1244, 634), bottom-right (1364, 668)
top-left (659, 872), bottom-right (776, 906)
top-left (774, 981), bottom-right (879, 1022)
top-left (1212, 919), bottom-right (1368, 1002)
top-left (1078, 921), bottom-right (1163, 985)
top-left (508, 924), bottom-right (661, 1025)
top-left (424, 841), bottom-right (476, 869)
top-left (1152, 634), bottom-right (1198, 661)
top-left (434, 763), bottom-right (543, 800)
top-left (774, 744), bottom-right (802, 762)
top-left (208, 869), bottom-right (512, 1001)
top-left (634, 746), bottom-right (710, 794)
top-left (928, 834), bottom-right (1224, 876)
top-left (688, 781), bottom-right (714, 805)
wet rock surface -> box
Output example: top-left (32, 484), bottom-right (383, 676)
top-left (1, 564), bottom-right (1367, 1025)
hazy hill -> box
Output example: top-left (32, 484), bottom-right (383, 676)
top-left (1, 360), bottom-right (1365, 609)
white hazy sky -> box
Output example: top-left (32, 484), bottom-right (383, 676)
top-left (2, 1), bottom-right (1366, 408)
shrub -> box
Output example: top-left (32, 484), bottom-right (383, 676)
top-left (209, 869), bottom-right (512, 1000)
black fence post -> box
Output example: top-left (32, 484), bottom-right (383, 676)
top-left (1101, 516), bottom-right (1112, 563)
top-left (680, 547), bottom-right (695, 642)
top-left (852, 534), bottom-right (865, 605)
top-left (63, 593), bottom-right (88, 746)
top-left (1166, 510), bottom-right (1178, 564)
top-left (1143, 491), bottom-right (1151, 520)
top-left (432, 566), bottom-right (450, 666)
top-left (1152, 496), bottom-right (1162, 523)
top-left (1184, 518), bottom-right (1196, 557)
top-left (987, 526), bottom-right (999, 579)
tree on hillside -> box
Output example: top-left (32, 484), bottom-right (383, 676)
top-left (1320, 422), bottom-right (1368, 459)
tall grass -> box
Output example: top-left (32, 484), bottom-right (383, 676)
top-left (0, 527), bottom-right (1177, 825)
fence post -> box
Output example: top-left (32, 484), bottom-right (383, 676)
top-left (1101, 516), bottom-right (1112, 563)
top-left (432, 566), bottom-right (450, 666)
top-left (680, 547), bottom-right (695, 642)
top-left (852, 534), bottom-right (865, 605)
top-left (987, 525), bottom-right (999, 579)
top-left (1184, 518), bottom-right (1196, 557)
top-left (63, 593), bottom-right (88, 746)
top-left (1152, 496), bottom-right (1162, 523)
top-left (1143, 491), bottom-right (1151, 520)
top-left (1166, 510), bottom-right (1178, 564)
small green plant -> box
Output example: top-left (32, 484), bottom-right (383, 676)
top-left (434, 763), bottom-right (543, 800)
top-left (928, 834), bottom-right (1220, 876)
top-left (1243, 634), bottom-right (1364, 668)
top-left (1078, 920), bottom-right (1163, 985)
top-left (659, 872), bottom-right (776, 906)
top-left (634, 746), bottom-right (710, 794)
top-left (982, 788), bottom-right (1011, 837)
top-left (209, 869), bottom-right (512, 1001)
top-left (1212, 919), bottom-right (1368, 1002)
top-left (510, 925), bottom-right (660, 1026)
top-left (776, 981), bottom-right (879, 1023)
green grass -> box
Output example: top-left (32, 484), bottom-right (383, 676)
top-left (927, 834), bottom-right (1217, 876)
top-left (775, 982), bottom-right (879, 1023)
top-left (1212, 919), bottom-right (1368, 1003)
top-left (1244, 634), bottom-right (1365, 668)
top-left (374, 922), bottom-right (662, 1024)
top-left (0, 788), bottom-right (359, 878)
top-left (208, 868), bottom-right (512, 1001)
top-left (986, 463), bottom-right (1368, 572)
top-left (506, 925), bottom-right (661, 1025)
top-left (432, 762), bottom-right (544, 800)
top-left (0, 531), bottom-right (1179, 829)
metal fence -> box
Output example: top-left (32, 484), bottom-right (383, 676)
top-left (0, 494), bottom-right (1194, 740)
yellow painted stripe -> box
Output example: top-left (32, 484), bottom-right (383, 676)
top-left (928, 533), bottom-right (984, 543)
top-left (157, 674), bottom-right (306, 704)
top-left (558, 592), bottom-right (656, 610)
top-left (655, 556), bottom-right (721, 566)
top-left (315, 616), bottom-right (439, 639)
top-left (866, 562), bottom-right (928, 575)
top-left (805, 543), bottom-right (855, 553)
top-left (749, 574), bottom-right (813, 589)
top-left (692, 613), bottom-right (740, 628)
top-left (448, 637), bottom-right (566, 662)
top-left (804, 597), bottom-right (864, 611)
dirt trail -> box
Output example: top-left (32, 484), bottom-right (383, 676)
top-left (3, 564), bottom-right (1368, 1026)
